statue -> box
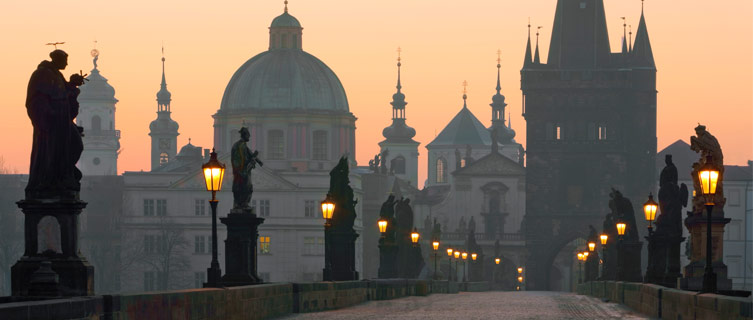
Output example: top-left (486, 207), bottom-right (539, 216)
top-left (380, 149), bottom-right (390, 174)
top-left (455, 149), bottom-right (462, 170)
top-left (609, 188), bottom-right (639, 242)
top-left (328, 157), bottom-right (358, 232)
top-left (231, 127), bottom-right (263, 211)
top-left (369, 153), bottom-right (381, 173)
top-left (656, 155), bottom-right (688, 237)
top-left (379, 195), bottom-right (398, 242)
top-left (25, 49), bottom-right (87, 199)
top-left (468, 216), bottom-right (476, 234)
top-left (431, 218), bottom-right (442, 242)
top-left (689, 124), bottom-right (725, 213)
top-left (464, 144), bottom-right (473, 165)
top-left (458, 216), bottom-right (467, 234)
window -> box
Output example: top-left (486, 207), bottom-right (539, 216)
top-left (91, 115), bottom-right (101, 133)
top-left (258, 200), bottom-right (270, 217)
top-left (143, 199), bottom-right (155, 216)
top-left (159, 152), bottom-right (169, 165)
top-left (194, 271), bottom-right (205, 288)
top-left (304, 200), bottom-right (317, 218)
top-left (267, 130), bottom-right (285, 160)
top-left (303, 236), bottom-right (325, 255)
top-left (144, 271), bottom-right (156, 291)
top-left (436, 158), bottom-right (447, 183)
top-left (194, 199), bottom-right (205, 216)
top-left (312, 130), bottom-right (328, 160)
top-left (194, 235), bottom-right (206, 254)
top-left (156, 199), bottom-right (167, 216)
top-left (259, 236), bottom-right (271, 255)
top-left (556, 126), bottom-right (562, 140)
top-left (392, 156), bottom-right (406, 174)
top-left (144, 235), bottom-right (156, 254)
top-left (598, 125), bottom-right (607, 140)
top-left (291, 34), bottom-right (298, 49)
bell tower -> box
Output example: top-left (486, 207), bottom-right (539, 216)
top-left (149, 48), bottom-right (179, 171)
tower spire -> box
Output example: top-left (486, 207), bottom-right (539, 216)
top-left (523, 18), bottom-right (533, 67)
top-left (496, 49), bottom-right (502, 93)
top-left (462, 80), bottom-right (468, 109)
top-left (156, 45), bottom-right (172, 112)
top-left (621, 17), bottom-right (628, 54)
top-left (632, 0), bottom-right (655, 68)
top-left (534, 26), bottom-right (542, 64)
top-left (396, 47), bottom-right (402, 92)
top-left (629, 25), bottom-right (633, 52)
top-left (389, 47), bottom-right (407, 120)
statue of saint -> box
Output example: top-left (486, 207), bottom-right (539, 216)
top-left (690, 124), bottom-right (725, 213)
top-left (25, 50), bottom-right (86, 199)
top-left (231, 127), bottom-right (263, 211)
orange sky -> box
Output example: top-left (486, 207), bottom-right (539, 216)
top-left (0, 1), bottom-right (751, 187)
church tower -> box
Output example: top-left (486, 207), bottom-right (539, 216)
top-left (77, 48), bottom-right (120, 176)
top-left (149, 49), bottom-right (179, 171)
top-left (521, 0), bottom-right (656, 290)
top-left (488, 52), bottom-right (523, 164)
top-left (379, 50), bottom-right (420, 186)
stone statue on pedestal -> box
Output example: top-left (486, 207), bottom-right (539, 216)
top-left (650, 154), bottom-right (688, 287)
top-left (231, 127), bottom-right (263, 212)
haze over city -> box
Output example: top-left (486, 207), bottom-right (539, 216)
top-left (0, 0), bottom-right (750, 186)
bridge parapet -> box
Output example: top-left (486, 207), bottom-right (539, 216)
top-left (576, 281), bottom-right (752, 320)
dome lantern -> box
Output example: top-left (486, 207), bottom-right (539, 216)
top-left (269, 1), bottom-right (303, 50)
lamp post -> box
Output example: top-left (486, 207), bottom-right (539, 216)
top-left (447, 248), bottom-right (454, 282)
top-left (644, 193), bottom-right (659, 283)
top-left (493, 258), bottom-right (500, 285)
top-left (202, 149), bottom-right (225, 287)
top-left (698, 155), bottom-right (720, 294)
top-left (616, 222), bottom-right (627, 281)
top-left (411, 228), bottom-right (420, 246)
top-left (454, 251), bottom-right (460, 282)
top-left (600, 234), bottom-right (608, 278)
top-left (461, 252), bottom-right (468, 282)
top-left (321, 195), bottom-right (335, 281)
top-left (432, 241), bottom-right (440, 280)
top-left (577, 252), bottom-right (584, 284)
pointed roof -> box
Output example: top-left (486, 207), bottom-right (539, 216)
top-left (523, 24), bottom-right (533, 68)
top-left (453, 150), bottom-right (525, 177)
top-left (631, 8), bottom-right (655, 68)
top-left (547, 0), bottom-right (611, 68)
top-left (427, 101), bottom-right (492, 148)
top-left (533, 28), bottom-right (541, 64)
top-left (382, 53), bottom-right (417, 144)
top-left (156, 53), bottom-right (171, 109)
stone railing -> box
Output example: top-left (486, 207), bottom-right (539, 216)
top-left (0, 279), bottom-right (482, 320)
top-left (439, 232), bottom-right (524, 241)
top-left (576, 281), bottom-right (752, 320)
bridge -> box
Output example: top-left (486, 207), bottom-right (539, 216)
top-left (1, 279), bottom-right (749, 319)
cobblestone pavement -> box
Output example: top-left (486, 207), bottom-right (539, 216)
top-left (280, 291), bottom-right (649, 320)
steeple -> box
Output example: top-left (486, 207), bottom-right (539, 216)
top-left (489, 54), bottom-right (515, 145)
top-left (621, 17), bottom-right (628, 54)
top-left (629, 25), bottom-right (633, 52)
top-left (156, 46), bottom-right (172, 112)
top-left (534, 26), bottom-right (542, 64)
top-left (523, 20), bottom-right (533, 68)
top-left (462, 80), bottom-right (468, 109)
top-left (547, 0), bottom-right (611, 68)
top-left (381, 48), bottom-right (416, 143)
top-left (632, 2), bottom-right (655, 68)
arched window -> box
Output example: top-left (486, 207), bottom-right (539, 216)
top-left (291, 34), bottom-right (298, 49)
top-left (312, 130), bottom-right (328, 160)
top-left (267, 130), bottom-right (285, 160)
top-left (392, 156), bottom-right (406, 174)
top-left (436, 158), bottom-right (447, 183)
top-left (91, 115), bottom-right (102, 133)
top-left (159, 152), bottom-right (169, 165)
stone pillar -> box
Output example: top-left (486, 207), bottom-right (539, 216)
top-left (12, 200), bottom-right (94, 297)
top-left (323, 230), bottom-right (359, 281)
top-left (220, 208), bottom-right (265, 286)
top-left (662, 235), bottom-right (684, 288)
top-left (378, 241), bottom-right (398, 279)
top-left (680, 213), bottom-right (732, 290)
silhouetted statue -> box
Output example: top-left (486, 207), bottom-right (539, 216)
top-left (432, 218), bottom-right (442, 242)
top-left (25, 50), bottom-right (87, 199)
top-left (380, 149), bottom-right (390, 174)
top-left (458, 216), bottom-right (467, 234)
top-left (379, 195), bottom-right (398, 242)
top-left (689, 124), bottom-right (725, 214)
top-left (610, 188), bottom-right (639, 242)
top-left (329, 157), bottom-right (358, 232)
top-left (468, 216), bottom-right (476, 234)
top-left (232, 127), bottom-right (263, 211)
top-left (370, 153), bottom-right (381, 173)
top-left (455, 149), bottom-right (462, 169)
top-left (656, 155), bottom-right (688, 238)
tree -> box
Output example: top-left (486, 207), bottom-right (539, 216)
top-left (126, 216), bottom-right (191, 291)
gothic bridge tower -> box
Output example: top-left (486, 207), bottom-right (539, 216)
top-left (521, 0), bottom-right (656, 290)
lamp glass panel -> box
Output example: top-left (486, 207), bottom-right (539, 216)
top-left (616, 223), bottom-right (626, 235)
top-left (432, 241), bottom-right (440, 250)
top-left (600, 234), bottom-right (608, 245)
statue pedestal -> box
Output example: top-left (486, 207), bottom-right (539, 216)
top-left (220, 208), bottom-right (265, 286)
top-left (680, 213), bottom-right (732, 291)
top-left (618, 241), bottom-right (643, 282)
top-left (12, 200), bottom-right (94, 297)
top-left (323, 230), bottom-right (359, 281)
top-left (378, 241), bottom-right (398, 279)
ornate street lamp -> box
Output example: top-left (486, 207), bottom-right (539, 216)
top-left (454, 251), bottom-right (460, 282)
top-left (615, 221), bottom-right (627, 281)
top-left (616, 223), bottom-right (626, 237)
top-left (411, 228), bottom-right (420, 245)
top-left (577, 252), bottom-right (584, 284)
top-left (202, 149), bottom-right (225, 287)
top-left (600, 234), bottom-right (608, 245)
top-left (643, 193), bottom-right (658, 234)
top-left (698, 155), bottom-right (720, 294)
top-left (518, 276), bottom-right (524, 283)
top-left (495, 258), bottom-right (501, 265)
top-left (321, 195), bottom-right (335, 281)
top-left (447, 248), bottom-right (454, 282)
top-left (588, 242), bottom-right (596, 252)
top-left (517, 267), bottom-right (523, 274)
top-left (461, 252), bottom-right (468, 282)
top-left (432, 241), bottom-right (440, 280)
top-left (377, 218), bottom-right (388, 234)
top-left (471, 253), bottom-right (477, 261)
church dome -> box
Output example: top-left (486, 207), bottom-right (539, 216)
top-left (79, 68), bottom-right (117, 102)
top-left (271, 12), bottom-right (301, 28)
top-left (220, 49), bottom-right (349, 112)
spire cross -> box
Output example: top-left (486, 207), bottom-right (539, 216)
top-left (462, 80), bottom-right (468, 96)
top-left (496, 49), bottom-right (502, 66)
top-left (284, 0), bottom-right (288, 13)
top-left (189, 138), bottom-right (192, 144)
top-left (527, 17), bottom-right (531, 36)
top-left (93, 39), bottom-right (98, 48)
top-left (397, 47), bottom-right (402, 62)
